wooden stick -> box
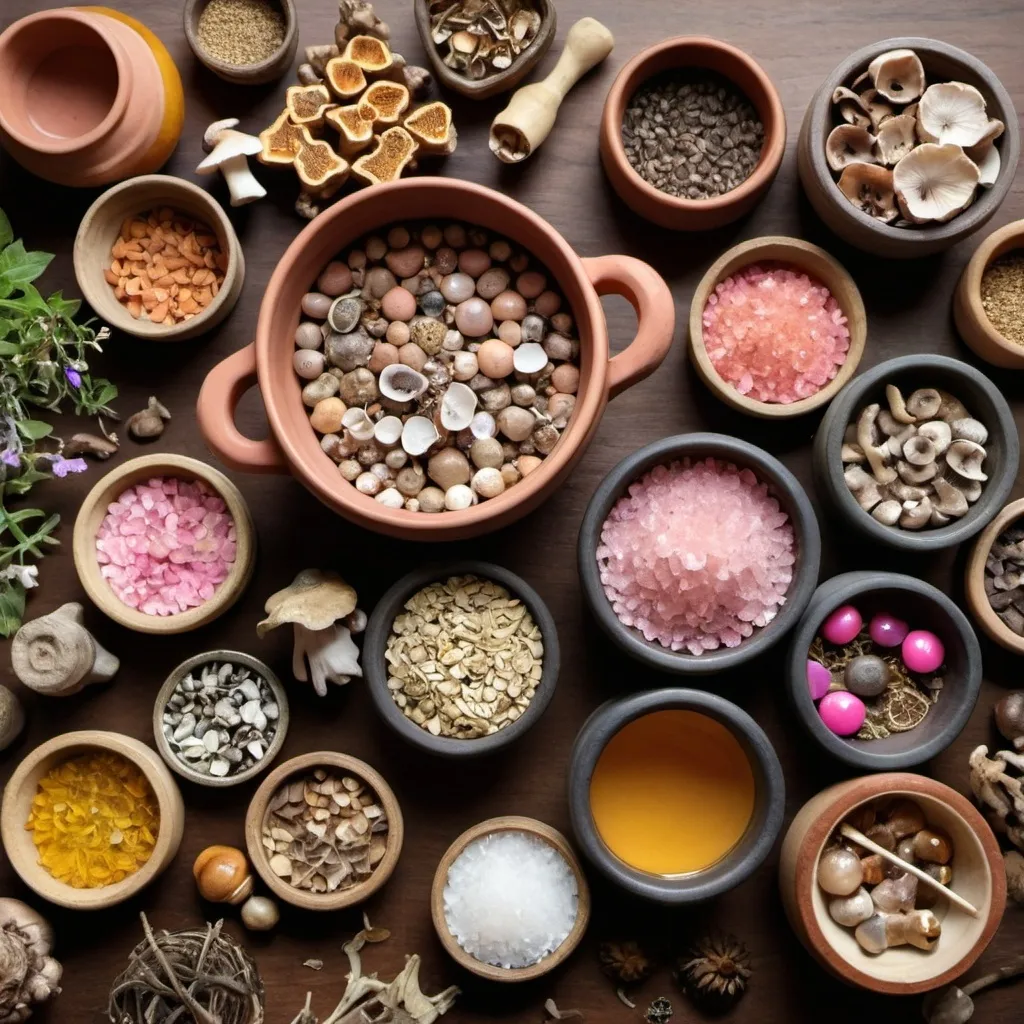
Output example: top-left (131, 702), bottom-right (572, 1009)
top-left (839, 823), bottom-right (979, 917)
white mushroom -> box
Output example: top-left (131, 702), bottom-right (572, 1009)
top-left (832, 86), bottom-right (873, 129)
top-left (868, 49), bottom-right (926, 104)
top-left (932, 475), bottom-right (969, 517)
top-left (946, 439), bottom-right (988, 481)
top-left (845, 464), bottom-right (883, 511)
top-left (916, 420), bottom-right (952, 454)
top-left (876, 114), bottom-right (918, 166)
top-left (951, 417), bottom-right (988, 445)
top-left (917, 82), bottom-right (991, 147)
top-left (401, 415), bottom-right (438, 456)
top-left (906, 389), bottom-right (942, 420)
top-left (903, 435), bottom-right (937, 466)
top-left (900, 497), bottom-right (933, 529)
top-left (872, 500), bottom-right (902, 526)
top-left (195, 119), bottom-right (267, 207)
top-left (969, 142), bottom-right (1001, 188)
top-left (826, 124), bottom-right (880, 171)
top-left (897, 460), bottom-right (937, 485)
top-left (837, 164), bottom-right (899, 223)
top-left (379, 364), bottom-right (428, 402)
top-left (893, 143), bottom-right (980, 223)
top-left (439, 382), bottom-right (478, 431)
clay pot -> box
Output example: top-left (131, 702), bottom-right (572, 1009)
top-left (0, 7), bottom-right (184, 187)
top-left (197, 178), bottom-right (675, 541)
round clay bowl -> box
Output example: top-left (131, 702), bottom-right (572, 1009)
top-left (0, 730), bottom-right (185, 910)
top-left (600, 36), bottom-right (786, 230)
top-left (364, 562), bottom-right (559, 758)
top-left (786, 572), bottom-right (982, 771)
top-left (812, 355), bottom-right (1018, 553)
top-left (430, 815), bottom-right (590, 981)
top-left (965, 497), bottom-right (1024, 655)
top-left (688, 236), bottom-right (867, 418)
top-left (153, 650), bottom-right (289, 787)
top-left (577, 433), bottom-right (821, 674)
top-left (954, 219), bottom-right (1024, 369)
top-left (196, 177), bottom-right (676, 541)
top-left (779, 773), bottom-right (1006, 994)
top-left (568, 688), bottom-right (785, 904)
top-left (244, 751), bottom-right (403, 911)
top-left (798, 37), bottom-right (1020, 259)
top-left (73, 174), bottom-right (244, 342)
top-left (183, 0), bottom-right (298, 85)
top-left (72, 453), bottom-right (256, 635)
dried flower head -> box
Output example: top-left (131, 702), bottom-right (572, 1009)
top-left (599, 939), bottom-right (653, 984)
top-left (676, 934), bottom-right (752, 1008)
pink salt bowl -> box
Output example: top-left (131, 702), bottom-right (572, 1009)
top-left (577, 433), bottom-right (821, 675)
top-left (0, 8), bottom-right (184, 187)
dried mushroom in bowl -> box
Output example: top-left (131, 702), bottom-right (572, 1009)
top-left (428, 0), bottom-right (543, 81)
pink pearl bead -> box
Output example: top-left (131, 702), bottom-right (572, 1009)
top-left (869, 613), bottom-right (909, 647)
top-left (821, 604), bottom-right (863, 645)
top-left (455, 297), bottom-right (494, 338)
top-left (808, 660), bottom-right (832, 701)
top-left (491, 290), bottom-right (528, 321)
top-left (902, 630), bottom-right (945, 674)
top-left (380, 286), bottom-right (416, 322)
top-left (818, 691), bottom-right (866, 736)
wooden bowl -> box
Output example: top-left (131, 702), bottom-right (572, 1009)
top-left (965, 497), bottom-right (1024, 655)
top-left (600, 37), bottom-right (786, 230)
top-left (430, 816), bottom-right (590, 981)
top-left (798, 37), bottom-right (1020, 259)
top-left (688, 237), bottom-right (867, 418)
top-left (954, 219), bottom-right (1024, 369)
top-left (244, 751), bottom-right (404, 911)
top-left (183, 0), bottom-right (298, 85)
top-left (413, 0), bottom-right (556, 101)
top-left (152, 650), bottom-right (289, 787)
top-left (73, 174), bottom-right (244, 342)
top-left (72, 453), bottom-right (256, 635)
top-left (0, 730), bottom-right (185, 910)
top-left (779, 774), bottom-right (1006, 994)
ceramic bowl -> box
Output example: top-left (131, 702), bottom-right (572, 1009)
top-left (577, 433), bottom-right (820, 674)
top-left (600, 36), bottom-right (786, 230)
top-left (413, 0), bottom-right (556, 100)
top-left (965, 498), bottom-right (1024, 655)
top-left (430, 815), bottom-right (590, 981)
top-left (798, 37), bottom-right (1020, 259)
top-left (0, 730), bottom-right (185, 910)
top-left (812, 354), bottom-right (1018, 553)
top-left (73, 174), bottom-right (244, 342)
top-left (688, 236), bottom-right (867, 418)
top-left (72, 453), bottom-right (256, 635)
top-left (954, 219), bottom-right (1024, 369)
top-left (197, 177), bottom-right (675, 541)
top-left (779, 773), bottom-right (1006, 994)
top-left (183, 0), bottom-right (298, 85)
top-left (568, 688), bottom-right (785, 904)
top-left (786, 572), bottom-right (982, 771)
top-left (244, 751), bottom-right (403, 911)
top-left (152, 650), bottom-right (289, 787)
top-left (364, 562), bottom-right (559, 757)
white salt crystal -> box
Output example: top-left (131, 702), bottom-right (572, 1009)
top-left (442, 830), bottom-right (578, 969)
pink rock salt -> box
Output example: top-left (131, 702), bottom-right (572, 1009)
top-left (95, 476), bottom-right (237, 616)
top-left (597, 457), bottom-right (796, 655)
top-left (702, 262), bottom-right (850, 405)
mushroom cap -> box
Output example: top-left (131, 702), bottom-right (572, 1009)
top-left (893, 143), bottom-right (979, 223)
top-left (203, 117), bottom-right (241, 151)
top-left (860, 89), bottom-right (895, 130)
top-left (868, 48), bottom-right (926, 104)
top-left (971, 141), bottom-right (1001, 187)
top-left (257, 569), bottom-right (358, 636)
top-left (837, 163), bottom-right (898, 223)
top-left (946, 438), bottom-right (988, 481)
top-left (826, 124), bottom-right (880, 172)
top-left (917, 82), bottom-right (991, 148)
top-left (876, 113), bottom-right (918, 166)
top-left (196, 129), bottom-right (263, 173)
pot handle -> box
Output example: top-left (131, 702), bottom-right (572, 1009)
top-left (196, 343), bottom-right (288, 474)
top-left (582, 255), bottom-right (675, 400)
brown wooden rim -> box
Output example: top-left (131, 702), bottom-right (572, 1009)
top-left (965, 496), bottom-right (1024, 654)
top-left (430, 815), bottom-right (591, 982)
top-left (958, 218), bottom-right (1024, 364)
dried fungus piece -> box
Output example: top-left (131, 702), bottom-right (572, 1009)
top-left (860, 89), bottom-right (894, 130)
top-left (344, 34), bottom-right (394, 76)
top-left (294, 127), bottom-right (350, 196)
top-left (404, 101), bottom-right (458, 155)
top-left (893, 142), bottom-right (979, 223)
top-left (351, 126), bottom-right (419, 186)
top-left (259, 109), bottom-right (306, 165)
top-left (358, 80), bottom-right (411, 127)
top-left (876, 113), bottom-right (918, 166)
top-left (917, 81), bottom-right (990, 147)
top-left (837, 163), bottom-right (898, 223)
top-left (826, 124), bottom-right (879, 172)
top-left (326, 104), bottom-right (376, 157)
top-left (324, 57), bottom-right (368, 99)
top-left (868, 48), bottom-right (926, 104)
top-left (286, 84), bottom-right (336, 129)
top-left (832, 86), bottom-right (873, 130)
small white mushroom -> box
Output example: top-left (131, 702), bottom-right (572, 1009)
top-left (876, 113), bottom-right (918, 166)
top-left (890, 481), bottom-right (930, 503)
top-left (342, 407), bottom-right (375, 442)
top-left (893, 143), bottom-right (980, 223)
top-left (439, 382), bottom-right (478, 431)
top-left (195, 119), bottom-right (267, 207)
top-left (916, 420), bottom-right (952, 454)
top-left (946, 439), bottom-right (988, 481)
top-left (857, 404), bottom-right (897, 484)
top-left (868, 49), bottom-right (926, 104)
top-left (971, 143), bottom-right (1001, 188)
top-left (906, 388), bottom-right (942, 420)
top-left (401, 415), bottom-right (439, 456)
top-left (897, 460), bottom-right (937, 485)
top-left (951, 417), bottom-right (989, 445)
top-left (917, 82), bottom-right (991, 147)
top-left (512, 342), bottom-right (548, 374)
top-left (826, 124), bottom-right (880, 171)
top-left (886, 384), bottom-right (917, 424)
top-left (832, 86), bottom-right (873, 130)
top-left (903, 435), bottom-right (937, 466)
top-left (837, 164), bottom-right (898, 223)
top-left (845, 465), bottom-right (884, 511)
top-left (932, 475), bottom-right (969, 517)
top-left (962, 478), bottom-right (983, 503)
top-left (373, 415), bottom-right (404, 446)
top-left (379, 364), bottom-right (428, 402)
top-left (931, 509), bottom-right (952, 527)
top-left (872, 500), bottom-right (903, 526)
top-left (900, 497), bottom-right (933, 530)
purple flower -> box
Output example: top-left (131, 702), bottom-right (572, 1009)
top-left (1, 449), bottom-right (19, 468)
top-left (50, 456), bottom-right (87, 478)
top-left (64, 367), bottom-right (82, 389)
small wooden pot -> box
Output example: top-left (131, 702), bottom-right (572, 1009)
top-left (244, 751), bottom-right (404, 912)
top-left (965, 497), bottom-right (1024, 655)
top-left (954, 219), bottom-right (1024, 369)
top-left (72, 454), bottom-right (256, 635)
top-left (779, 774), bottom-right (1005, 994)
top-left (430, 816), bottom-right (590, 981)
top-left (0, 730), bottom-right (185, 910)
top-left (688, 237), bottom-right (867, 418)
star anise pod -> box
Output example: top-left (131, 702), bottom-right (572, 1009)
top-left (598, 939), bottom-right (652, 984)
top-left (676, 934), bottom-right (752, 1007)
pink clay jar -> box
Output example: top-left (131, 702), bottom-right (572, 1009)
top-left (0, 7), bottom-right (184, 187)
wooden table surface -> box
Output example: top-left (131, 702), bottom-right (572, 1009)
top-left (2, 0), bottom-right (1023, 1021)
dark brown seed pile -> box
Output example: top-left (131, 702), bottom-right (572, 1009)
top-left (985, 520), bottom-right (1024, 634)
top-left (621, 70), bottom-right (765, 200)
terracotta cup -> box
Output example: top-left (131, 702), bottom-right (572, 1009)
top-left (197, 178), bottom-right (676, 541)
top-left (0, 7), bottom-right (184, 187)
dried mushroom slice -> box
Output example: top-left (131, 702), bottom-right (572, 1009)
top-left (259, 109), bottom-right (306, 165)
top-left (294, 126), bottom-right (351, 197)
top-left (324, 57), bottom-right (368, 100)
top-left (876, 113), bottom-right (918, 166)
top-left (832, 86), bottom-right (873, 130)
top-left (826, 124), bottom-right (879, 172)
top-left (837, 163), bottom-right (899, 223)
top-left (352, 126), bottom-right (419, 185)
top-left (917, 82), bottom-right (991, 148)
top-left (344, 34), bottom-right (394, 76)
top-left (509, 7), bottom-right (541, 52)
top-left (403, 102), bottom-right (457, 155)
top-left (893, 142), bottom-right (979, 223)
top-left (286, 84), bottom-right (336, 129)
top-left (326, 104), bottom-right (376, 157)
top-left (868, 48), bottom-right (926, 104)
top-left (357, 80), bottom-right (411, 127)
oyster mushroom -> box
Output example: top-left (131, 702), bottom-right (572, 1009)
top-left (837, 164), bottom-right (898, 223)
top-left (876, 113), bottom-right (918, 166)
top-left (826, 124), bottom-right (880, 171)
top-left (969, 745), bottom-right (1024, 849)
top-left (857, 403), bottom-right (897, 484)
top-left (931, 476), bottom-right (969, 517)
top-left (868, 48), bottom-right (926, 104)
top-left (899, 497), bottom-right (933, 529)
top-left (946, 439), bottom-right (988, 481)
top-left (971, 142), bottom-right (1001, 188)
top-left (917, 420), bottom-right (952, 454)
top-left (893, 143), bottom-right (980, 223)
top-left (860, 89), bottom-right (895, 130)
top-left (832, 86), bottom-right (873, 129)
top-left (845, 465), bottom-right (883, 512)
top-left (951, 417), bottom-right (988, 445)
top-left (897, 459), bottom-right (937, 485)
top-left (196, 119), bottom-right (267, 207)
top-left (886, 384), bottom-right (917, 424)
top-left (257, 570), bottom-right (364, 697)
top-left (917, 82), bottom-right (991, 147)
top-left (902, 435), bottom-right (937, 466)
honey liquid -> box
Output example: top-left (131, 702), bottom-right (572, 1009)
top-left (589, 710), bottom-right (756, 875)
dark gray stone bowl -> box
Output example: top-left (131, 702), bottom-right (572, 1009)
top-left (786, 571), bottom-right (982, 771)
top-left (568, 688), bottom-right (785, 904)
top-left (363, 561), bottom-right (559, 758)
top-left (577, 433), bottom-right (821, 675)
top-left (813, 354), bottom-right (1019, 553)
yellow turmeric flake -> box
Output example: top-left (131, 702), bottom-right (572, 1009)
top-left (25, 751), bottom-right (159, 888)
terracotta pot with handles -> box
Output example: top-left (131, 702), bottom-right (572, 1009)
top-left (197, 178), bottom-right (676, 541)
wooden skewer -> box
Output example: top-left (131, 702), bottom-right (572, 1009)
top-left (839, 823), bottom-right (979, 918)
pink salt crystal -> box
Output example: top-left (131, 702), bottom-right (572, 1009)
top-left (596, 457), bottom-right (796, 655)
top-left (702, 262), bottom-right (850, 405)
top-left (95, 476), bottom-right (236, 616)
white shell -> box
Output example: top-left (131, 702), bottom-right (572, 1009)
top-left (440, 382), bottom-right (478, 431)
top-left (401, 415), bottom-right (439, 456)
top-left (470, 411), bottom-right (497, 439)
top-left (513, 342), bottom-right (548, 374)
top-left (917, 82), bottom-right (990, 148)
top-left (374, 415), bottom-right (404, 446)
top-left (342, 407), bottom-right (375, 442)
top-left (379, 364), bottom-right (429, 402)
top-left (893, 143), bottom-right (979, 223)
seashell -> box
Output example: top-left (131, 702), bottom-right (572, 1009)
top-left (470, 411), bottom-right (497, 439)
top-left (512, 342), bottom-right (547, 374)
top-left (402, 415), bottom-right (439, 456)
top-left (379, 363), bottom-right (429, 402)
top-left (342, 407), bottom-right (376, 442)
top-left (374, 415), bottom-right (404, 446)
top-left (440, 382), bottom-right (478, 431)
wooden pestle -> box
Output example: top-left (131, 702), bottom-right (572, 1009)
top-left (489, 17), bottom-right (615, 164)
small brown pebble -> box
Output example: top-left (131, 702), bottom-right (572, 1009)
top-left (518, 455), bottom-right (542, 477)
top-left (368, 342), bottom-right (400, 373)
top-left (318, 261), bottom-right (353, 296)
top-left (496, 406), bottom-right (534, 442)
top-left (551, 364), bottom-right (580, 394)
top-left (398, 342), bottom-right (428, 371)
top-left (470, 437), bottom-right (503, 469)
top-left (427, 448), bottom-right (470, 490)
top-left (418, 486), bottom-right (446, 512)
top-left (310, 397), bottom-right (346, 434)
